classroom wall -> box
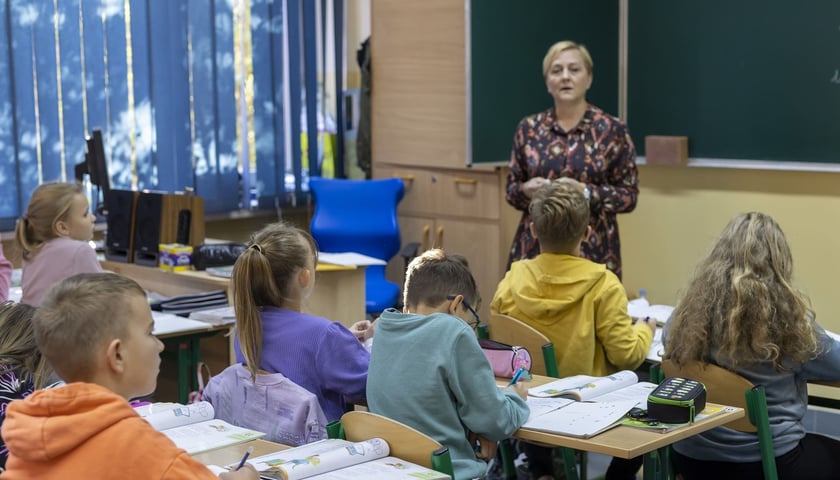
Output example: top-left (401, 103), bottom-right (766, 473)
top-left (620, 165), bottom-right (840, 332)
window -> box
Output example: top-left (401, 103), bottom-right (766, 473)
top-left (0, 0), bottom-right (344, 231)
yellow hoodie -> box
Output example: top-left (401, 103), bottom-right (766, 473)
top-left (491, 253), bottom-right (652, 377)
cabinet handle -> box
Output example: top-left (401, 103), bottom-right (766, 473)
top-left (435, 226), bottom-right (444, 249)
top-left (452, 177), bottom-right (478, 185)
top-left (422, 225), bottom-right (431, 252)
top-left (394, 174), bottom-right (415, 182)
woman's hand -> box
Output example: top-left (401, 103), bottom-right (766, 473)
top-left (521, 177), bottom-right (551, 198)
top-left (554, 176), bottom-right (586, 193)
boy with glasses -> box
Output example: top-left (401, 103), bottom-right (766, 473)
top-left (366, 249), bottom-right (529, 480)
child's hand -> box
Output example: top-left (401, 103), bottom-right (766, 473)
top-left (219, 463), bottom-right (259, 479)
top-left (348, 320), bottom-right (374, 342)
top-left (468, 432), bottom-right (498, 461)
top-left (507, 380), bottom-right (529, 401)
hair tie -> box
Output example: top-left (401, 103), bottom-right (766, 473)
top-left (249, 243), bottom-right (263, 254)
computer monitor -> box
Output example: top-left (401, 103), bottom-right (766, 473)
top-left (74, 128), bottom-right (111, 215)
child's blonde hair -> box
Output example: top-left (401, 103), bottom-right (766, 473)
top-left (15, 182), bottom-right (85, 260)
top-left (0, 301), bottom-right (53, 390)
top-left (666, 212), bottom-right (819, 370)
top-left (232, 222), bottom-right (317, 379)
top-left (529, 181), bottom-right (589, 253)
top-left (32, 273), bottom-right (146, 381)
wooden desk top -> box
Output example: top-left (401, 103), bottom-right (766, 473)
top-left (193, 439), bottom-right (289, 466)
top-left (508, 374), bottom-right (745, 459)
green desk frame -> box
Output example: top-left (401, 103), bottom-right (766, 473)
top-left (160, 328), bottom-right (229, 404)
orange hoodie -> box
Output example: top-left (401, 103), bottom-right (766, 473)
top-left (1, 382), bottom-right (219, 479)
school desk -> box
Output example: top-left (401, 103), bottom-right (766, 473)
top-left (152, 313), bottom-right (232, 404)
top-left (507, 374), bottom-right (744, 480)
top-left (101, 260), bottom-right (366, 326)
top-left (193, 439), bottom-right (290, 467)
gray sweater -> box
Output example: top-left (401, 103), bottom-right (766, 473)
top-left (664, 322), bottom-right (840, 462)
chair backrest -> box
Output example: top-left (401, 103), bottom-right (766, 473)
top-left (662, 359), bottom-right (778, 479)
top-left (338, 411), bottom-right (453, 475)
top-left (203, 364), bottom-right (328, 446)
top-left (309, 177), bottom-right (406, 313)
top-left (485, 313), bottom-right (558, 377)
top-left (309, 177), bottom-right (404, 260)
top-left (661, 359), bottom-right (755, 432)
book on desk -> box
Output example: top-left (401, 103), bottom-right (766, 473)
top-left (138, 401), bottom-right (265, 454)
top-left (523, 370), bottom-right (657, 438)
top-left (218, 437), bottom-right (449, 479)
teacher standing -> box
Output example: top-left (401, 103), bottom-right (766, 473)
top-left (505, 40), bottom-right (638, 280)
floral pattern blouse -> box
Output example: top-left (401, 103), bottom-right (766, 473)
top-left (506, 104), bottom-right (639, 279)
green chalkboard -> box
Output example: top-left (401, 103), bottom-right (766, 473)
top-left (470, 0), bottom-right (619, 164)
top-left (628, 0), bottom-right (840, 164)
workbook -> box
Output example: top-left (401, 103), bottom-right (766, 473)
top-left (228, 438), bottom-right (450, 479)
top-left (523, 371), bottom-right (658, 438)
top-left (140, 401), bottom-right (266, 454)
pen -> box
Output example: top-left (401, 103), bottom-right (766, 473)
top-left (236, 446), bottom-right (254, 471)
top-left (507, 367), bottom-right (526, 386)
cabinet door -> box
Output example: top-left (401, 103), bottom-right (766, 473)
top-left (385, 215), bottom-right (436, 296)
top-left (436, 220), bottom-right (501, 322)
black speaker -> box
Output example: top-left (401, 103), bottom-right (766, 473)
top-left (132, 192), bottom-right (206, 267)
top-left (133, 192), bottom-right (164, 266)
top-left (104, 190), bottom-right (138, 263)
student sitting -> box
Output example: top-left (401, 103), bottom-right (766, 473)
top-left (231, 222), bottom-right (369, 422)
top-left (1, 273), bottom-right (257, 479)
top-left (15, 182), bottom-right (102, 306)
top-left (664, 212), bottom-right (840, 480)
top-left (367, 249), bottom-right (530, 480)
top-left (490, 180), bottom-right (655, 480)
top-left (0, 301), bottom-right (57, 471)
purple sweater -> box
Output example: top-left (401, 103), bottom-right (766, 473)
top-left (234, 306), bottom-right (369, 421)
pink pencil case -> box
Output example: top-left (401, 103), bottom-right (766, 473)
top-left (479, 339), bottom-right (532, 378)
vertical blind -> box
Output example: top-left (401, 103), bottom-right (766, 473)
top-left (0, 0), bottom-right (343, 231)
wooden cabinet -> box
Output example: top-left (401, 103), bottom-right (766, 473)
top-left (374, 164), bottom-right (520, 321)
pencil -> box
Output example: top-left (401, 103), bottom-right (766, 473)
top-left (236, 446), bottom-right (254, 470)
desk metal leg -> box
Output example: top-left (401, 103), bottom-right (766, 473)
top-left (643, 447), bottom-right (670, 480)
top-left (177, 342), bottom-right (190, 404)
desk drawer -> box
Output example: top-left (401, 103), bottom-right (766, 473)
top-left (375, 165), bottom-right (500, 220)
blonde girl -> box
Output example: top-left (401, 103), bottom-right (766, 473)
top-left (15, 183), bottom-right (101, 306)
top-left (232, 221), bottom-right (369, 421)
top-left (664, 212), bottom-right (840, 480)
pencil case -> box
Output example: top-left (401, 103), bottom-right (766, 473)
top-left (192, 243), bottom-right (246, 270)
top-left (478, 339), bottom-right (531, 378)
top-left (647, 376), bottom-right (706, 424)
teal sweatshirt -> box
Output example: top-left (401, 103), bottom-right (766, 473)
top-left (367, 309), bottom-right (529, 480)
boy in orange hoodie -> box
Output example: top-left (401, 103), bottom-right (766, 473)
top-left (1, 273), bottom-right (258, 480)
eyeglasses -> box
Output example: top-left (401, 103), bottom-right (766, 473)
top-left (446, 295), bottom-right (480, 331)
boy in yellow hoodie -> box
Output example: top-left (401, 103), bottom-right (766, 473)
top-left (491, 180), bottom-right (654, 480)
top-left (1, 273), bottom-right (257, 480)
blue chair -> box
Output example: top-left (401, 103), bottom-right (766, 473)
top-left (309, 177), bottom-right (405, 315)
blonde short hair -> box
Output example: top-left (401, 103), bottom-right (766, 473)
top-left (529, 181), bottom-right (590, 253)
top-left (542, 40), bottom-right (594, 78)
top-left (33, 273), bottom-right (146, 381)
